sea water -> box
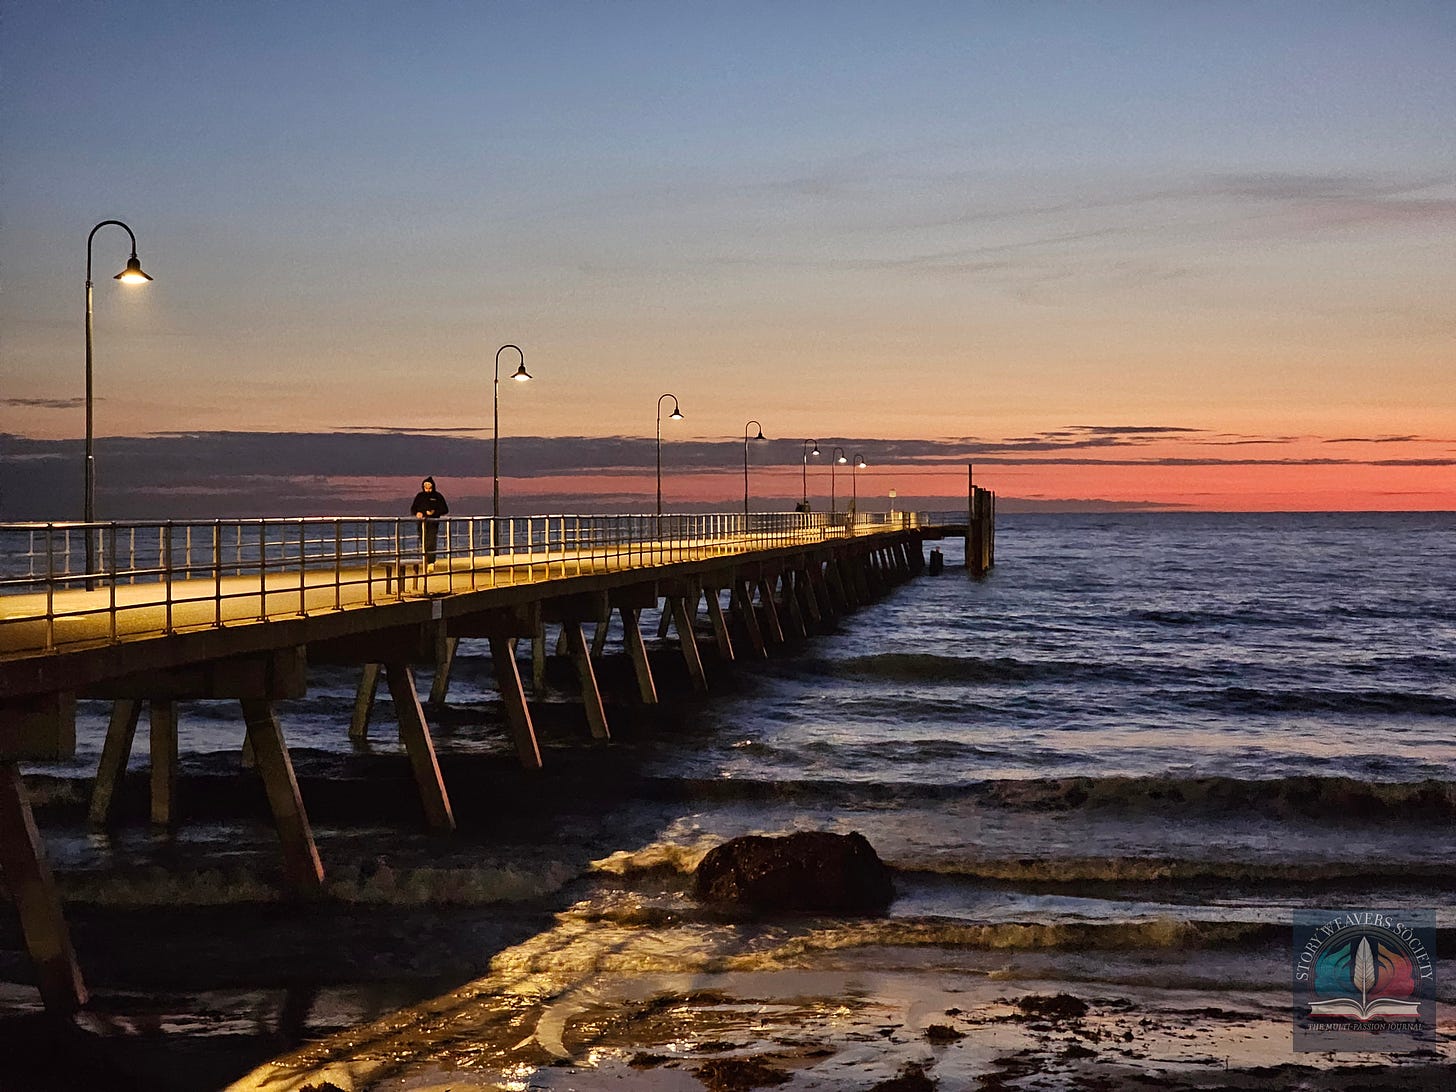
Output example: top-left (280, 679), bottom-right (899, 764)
top-left (4, 512), bottom-right (1454, 1088)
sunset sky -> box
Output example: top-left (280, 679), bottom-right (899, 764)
top-left (2, 1), bottom-right (1453, 517)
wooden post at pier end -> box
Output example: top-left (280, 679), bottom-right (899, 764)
top-left (967, 463), bottom-right (997, 577)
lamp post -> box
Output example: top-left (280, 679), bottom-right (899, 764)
top-left (492, 344), bottom-right (531, 519)
top-left (830, 446), bottom-right (847, 514)
top-left (84, 220), bottom-right (152, 531)
top-left (743, 420), bottom-right (766, 516)
top-left (655, 393), bottom-right (683, 517)
top-left (850, 453), bottom-right (867, 519)
top-left (801, 439), bottom-right (820, 508)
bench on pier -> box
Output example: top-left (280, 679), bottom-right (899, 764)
top-left (379, 560), bottom-right (423, 593)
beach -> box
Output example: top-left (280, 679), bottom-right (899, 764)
top-left (3, 512), bottom-right (1453, 1089)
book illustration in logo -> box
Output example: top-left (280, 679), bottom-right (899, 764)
top-left (1308, 934), bottom-right (1422, 1021)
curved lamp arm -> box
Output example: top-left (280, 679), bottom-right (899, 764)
top-left (491, 344), bottom-right (531, 519)
top-left (743, 420), bottom-right (766, 517)
top-left (656, 394), bottom-right (683, 516)
top-left (800, 438), bottom-right (820, 506)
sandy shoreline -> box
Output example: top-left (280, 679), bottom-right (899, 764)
top-left (229, 967), bottom-right (1452, 1090)
top-left (218, 895), bottom-right (1452, 1092)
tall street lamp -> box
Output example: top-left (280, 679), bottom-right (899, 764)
top-left (830, 446), bottom-right (847, 514)
top-left (850, 453), bottom-right (867, 518)
top-left (493, 343), bottom-right (532, 519)
top-left (84, 220), bottom-right (153, 533)
top-left (800, 439), bottom-right (820, 509)
top-left (655, 393), bottom-right (684, 517)
top-left (743, 420), bottom-right (766, 516)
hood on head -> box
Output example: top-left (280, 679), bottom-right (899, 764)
top-left (422, 477), bottom-right (435, 489)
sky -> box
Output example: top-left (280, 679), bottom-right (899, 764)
top-left (2, 0), bottom-right (1453, 518)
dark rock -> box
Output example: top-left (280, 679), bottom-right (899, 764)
top-left (691, 1056), bottom-right (791, 1090)
top-left (868, 1062), bottom-right (937, 1091)
top-left (924, 1023), bottom-right (965, 1043)
top-left (1016, 993), bottom-right (1089, 1020)
top-left (692, 831), bottom-right (894, 913)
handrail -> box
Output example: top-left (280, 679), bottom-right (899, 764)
top-left (0, 511), bottom-right (924, 656)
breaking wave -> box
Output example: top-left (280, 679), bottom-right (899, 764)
top-left (643, 774), bottom-right (1456, 822)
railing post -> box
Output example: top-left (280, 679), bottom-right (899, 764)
top-left (163, 522), bottom-right (174, 634)
top-left (44, 528), bottom-right (55, 652)
top-left (393, 518), bottom-right (403, 599)
top-left (213, 522), bottom-right (223, 627)
top-left (365, 519), bottom-right (376, 606)
top-left (257, 521), bottom-right (267, 621)
top-left (334, 521), bottom-right (343, 611)
top-left (107, 525), bottom-right (118, 642)
top-left (298, 518), bottom-right (306, 615)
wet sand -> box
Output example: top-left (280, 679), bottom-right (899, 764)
top-left (221, 904), bottom-right (1453, 1091)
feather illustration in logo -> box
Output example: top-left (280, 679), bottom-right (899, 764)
top-left (1352, 937), bottom-right (1376, 1007)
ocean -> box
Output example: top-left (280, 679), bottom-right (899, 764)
top-left (3, 511), bottom-right (1453, 1090)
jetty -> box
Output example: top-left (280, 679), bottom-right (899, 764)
top-left (0, 505), bottom-right (991, 1014)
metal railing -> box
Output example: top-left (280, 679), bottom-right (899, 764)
top-left (0, 510), bottom-right (923, 655)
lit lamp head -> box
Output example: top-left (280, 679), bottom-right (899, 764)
top-left (511, 361), bottom-right (532, 381)
top-left (856, 455), bottom-right (868, 468)
top-left (750, 424), bottom-right (765, 440)
top-left (670, 405), bottom-right (684, 420)
top-left (811, 443), bottom-right (821, 457)
top-left (114, 255), bottom-right (153, 285)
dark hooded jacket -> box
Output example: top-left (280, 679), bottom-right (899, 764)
top-left (411, 478), bottom-right (449, 520)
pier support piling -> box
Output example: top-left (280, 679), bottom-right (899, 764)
top-left (149, 699), bottom-right (178, 828)
top-left (591, 606), bottom-right (611, 658)
top-left (384, 664), bottom-right (456, 832)
top-left (0, 761), bottom-right (87, 1013)
top-left (562, 624), bottom-right (611, 740)
top-left (427, 637), bottom-right (458, 706)
top-left (239, 700), bottom-right (325, 893)
top-left (487, 637), bottom-right (543, 768)
top-left (619, 607), bottom-right (659, 704)
top-left (350, 664), bottom-right (382, 741)
top-left (531, 623), bottom-right (547, 697)
top-left (669, 595), bottom-right (709, 693)
top-left (88, 699), bottom-right (141, 826)
top-left (705, 587), bottom-right (735, 661)
top-left (779, 572), bottom-right (807, 639)
top-left (733, 579), bottom-right (768, 657)
top-left (756, 577), bottom-right (785, 645)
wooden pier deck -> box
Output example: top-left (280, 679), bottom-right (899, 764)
top-left (0, 509), bottom-right (976, 1014)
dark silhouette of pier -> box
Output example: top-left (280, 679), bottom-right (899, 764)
top-left (0, 507), bottom-right (990, 1014)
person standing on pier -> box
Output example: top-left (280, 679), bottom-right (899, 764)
top-left (411, 476), bottom-right (449, 566)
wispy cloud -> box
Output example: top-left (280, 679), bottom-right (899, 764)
top-left (0, 397), bottom-right (85, 410)
top-left (4, 426), bottom-right (1450, 520)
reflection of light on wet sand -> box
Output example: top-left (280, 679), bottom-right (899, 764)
top-left (228, 894), bottom-right (1454, 1091)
